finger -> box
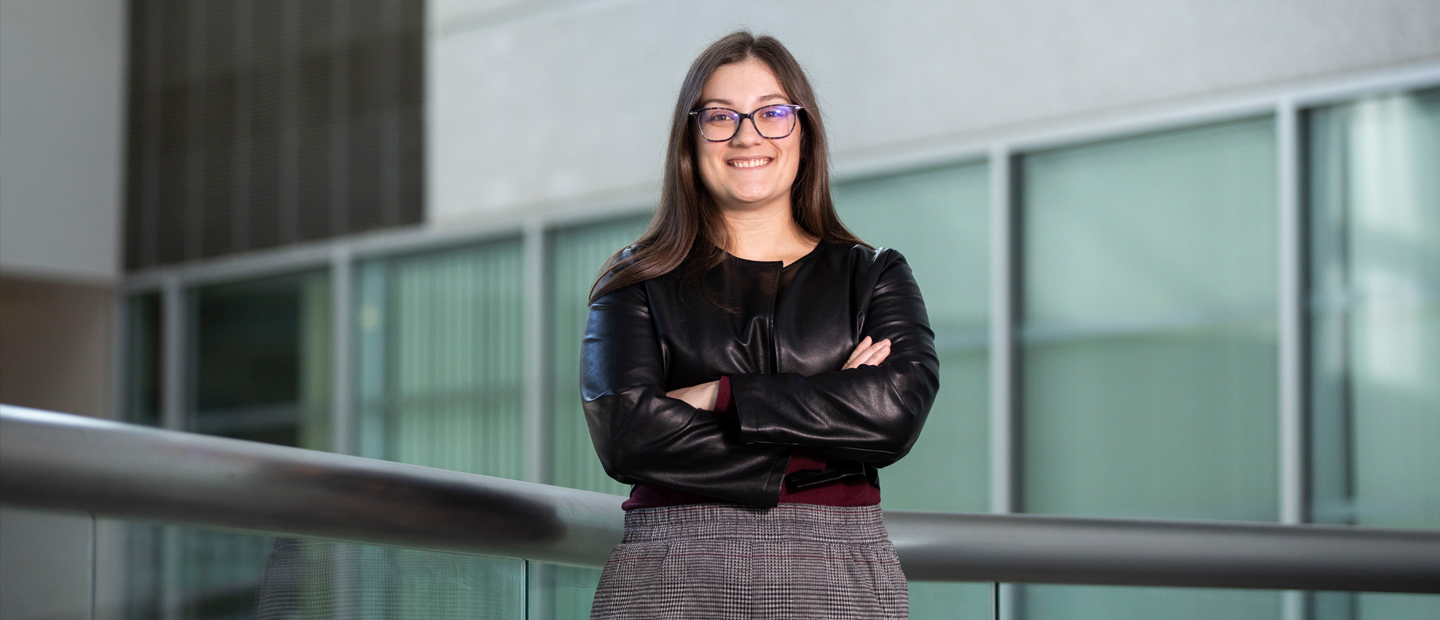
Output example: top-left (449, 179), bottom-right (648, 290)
top-left (844, 339), bottom-right (883, 369)
top-left (869, 342), bottom-right (892, 365)
top-left (857, 340), bottom-right (892, 367)
top-left (844, 336), bottom-right (873, 367)
top-left (851, 340), bottom-right (890, 368)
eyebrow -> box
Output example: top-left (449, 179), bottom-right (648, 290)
top-left (695, 93), bottom-right (790, 108)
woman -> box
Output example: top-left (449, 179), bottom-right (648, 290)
top-left (581, 31), bottom-right (938, 619)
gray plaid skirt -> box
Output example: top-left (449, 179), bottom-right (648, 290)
top-left (590, 503), bottom-right (908, 619)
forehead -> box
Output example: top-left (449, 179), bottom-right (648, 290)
top-left (700, 58), bottom-right (789, 105)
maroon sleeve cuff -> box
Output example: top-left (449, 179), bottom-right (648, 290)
top-left (714, 376), bottom-right (738, 421)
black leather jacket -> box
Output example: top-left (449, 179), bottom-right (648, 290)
top-left (580, 240), bottom-right (939, 506)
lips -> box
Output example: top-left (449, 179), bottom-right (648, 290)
top-left (727, 157), bottom-right (772, 169)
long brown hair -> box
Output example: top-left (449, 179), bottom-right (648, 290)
top-left (588, 31), bottom-right (867, 304)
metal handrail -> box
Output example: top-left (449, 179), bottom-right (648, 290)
top-left (2, 405), bottom-right (1437, 593)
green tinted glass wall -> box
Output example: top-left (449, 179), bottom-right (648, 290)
top-left (833, 162), bottom-right (991, 512)
top-left (548, 216), bottom-right (650, 495)
top-left (834, 162), bottom-right (991, 620)
top-left (1309, 87), bottom-right (1440, 620)
top-left (355, 239), bottom-right (526, 479)
top-left (124, 293), bottom-right (162, 427)
top-left (1020, 118), bottom-right (1279, 618)
top-left (539, 216), bottom-right (649, 620)
top-left (191, 271), bottom-right (332, 449)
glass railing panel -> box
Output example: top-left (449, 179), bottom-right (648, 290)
top-left (1006, 585), bottom-right (1440, 620)
top-left (0, 507), bottom-right (96, 620)
top-left (527, 563), bottom-right (604, 620)
top-left (1020, 584), bottom-right (1280, 619)
top-left (909, 582), bottom-right (994, 620)
top-left (99, 521), bottom-right (525, 620)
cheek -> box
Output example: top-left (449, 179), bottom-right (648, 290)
top-left (694, 144), bottom-right (728, 190)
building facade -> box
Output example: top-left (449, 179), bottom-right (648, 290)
top-left (2, 0), bottom-right (1437, 618)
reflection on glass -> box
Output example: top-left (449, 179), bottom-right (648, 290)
top-left (355, 240), bottom-right (526, 478)
top-left (191, 271), bottom-right (332, 449)
top-left (834, 162), bottom-right (991, 619)
top-left (548, 216), bottom-right (650, 496)
top-left (1020, 117), bottom-right (1280, 619)
top-left (115, 523), bottom-right (524, 619)
top-left (125, 293), bottom-right (162, 427)
top-left (1309, 87), bottom-right (1440, 620)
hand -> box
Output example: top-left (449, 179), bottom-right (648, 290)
top-left (842, 336), bottom-right (890, 370)
top-left (666, 380), bottom-right (720, 411)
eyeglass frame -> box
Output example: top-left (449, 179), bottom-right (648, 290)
top-left (688, 104), bottom-right (804, 142)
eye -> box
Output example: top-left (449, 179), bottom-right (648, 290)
top-left (701, 110), bottom-right (738, 124)
top-left (759, 107), bottom-right (788, 119)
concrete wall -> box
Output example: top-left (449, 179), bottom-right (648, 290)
top-left (0, 276), bottom-right (114, 418)
top-left (0, 0), bottom-right (127, 283)
top-left (429, 0), bottom-right (1440, 224)
top-left (0, 5), bottom-right (125, 614)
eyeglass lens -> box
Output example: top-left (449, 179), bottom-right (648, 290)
top-left (695, 105), bottom-right (797, 141)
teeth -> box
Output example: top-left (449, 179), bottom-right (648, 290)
top-left (729, 158), bottom-right (770, 168)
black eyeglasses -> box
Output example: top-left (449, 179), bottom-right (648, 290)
top-left (689, 104), bottom-right (803, 142)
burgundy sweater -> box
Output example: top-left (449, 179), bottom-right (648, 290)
top-left (621, 376), bottom-right (881, 510)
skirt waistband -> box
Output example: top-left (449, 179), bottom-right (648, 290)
top-left (620, 503), bottom-right (889, 545)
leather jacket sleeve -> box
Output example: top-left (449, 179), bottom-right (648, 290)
top-left (728, 251), bottom-right (939, 467)
top-left (580, 280), bottom-right (791, 506)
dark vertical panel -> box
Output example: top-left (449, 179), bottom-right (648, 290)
top-left (295, 0), bottom-right (334, 241)
top-left (393, 0), bottom-right (425, 227)
top-left (200, 1), bottom-right (236, 259)
top-left (346, 0), bottom-right (385, 232)
top-left (327, 0), bottom-right (351, 236)
top-left (247, 0), bottom-right (284, 250)
top-left (124, 0), bottom-right (157, 269)
top-left (230, 0), bottom-right (254, 253)
top-left (124, 0), bottom-right (426, 269)
top-left (183, 0), bottom-right (206, 261)
top-left (155, 0), bottom-right (189, 265)
top-left (277, 0), bottom-right (300, 244)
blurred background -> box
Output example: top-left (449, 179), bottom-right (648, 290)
top-left (0, 0), bottom-right (1437, 619)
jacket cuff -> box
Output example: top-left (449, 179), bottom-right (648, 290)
top-left (714, 376), bottom-right (738, 421)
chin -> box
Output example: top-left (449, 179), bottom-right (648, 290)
top-left (726, 188), bottom-right (784, 206)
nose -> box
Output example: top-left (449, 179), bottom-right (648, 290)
top-left (730, 115), bottom-right (764, 146)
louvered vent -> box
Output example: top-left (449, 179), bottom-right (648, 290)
top-left (124, 0), bottom-right (424, 270)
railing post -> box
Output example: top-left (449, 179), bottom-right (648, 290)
top-left (1278, 96), bottom-right (1313, 620)
top-left (330, 247), bottom-right (354, 455)
top-left (523, 219), bottom-right (551, 486)
top-left (989, 143), bottom-right (1023, 620)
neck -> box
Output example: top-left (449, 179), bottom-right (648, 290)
top-left (716, 197), bottom-right (818, 263)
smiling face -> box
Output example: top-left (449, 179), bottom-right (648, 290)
top-left (693, 58), bottom-right (803, 214)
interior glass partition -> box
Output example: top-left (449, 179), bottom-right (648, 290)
top-left (1308, 86), bottom-right (1440, 620)
top-left (1019, 117), bottom-right (1280, 619)
top-left (547, 215), bottom-right (651, 495)
top-left (833, 161), bottom-right (992, 619)
top-left (354, 238), bottom-right (526, 478)
top-left (124, 293), bottom-right (162, 427)
top-left (191, 271), bottom-right (332, 449)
